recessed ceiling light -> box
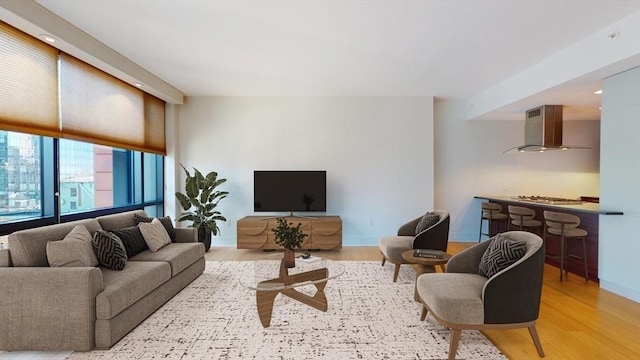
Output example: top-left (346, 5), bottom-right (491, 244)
top-left (599, 106), bottom-right (602, 110)
top-left (40, 34), bottom-right (57, 43)
top-left (133, 82), bottom-right (143, 88)
top-left (594, 90), bottom-right (603, 95)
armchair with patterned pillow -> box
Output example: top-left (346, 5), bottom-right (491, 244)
top-left (416, 231), bottom-right (546, 360)
top-left (378, 210), bottom-right (450, 282)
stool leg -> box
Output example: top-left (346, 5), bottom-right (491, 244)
top-left (560, 234), bottom-right (565, 282)
top-left (478, 217), bottom-right (483, 242)
top-left (582, 236), bottom-right (589, 282)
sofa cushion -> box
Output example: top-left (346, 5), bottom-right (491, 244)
top-left (46, 225), bottom-right (99, 267)
top-left (96, 261), bottom-right (171, 319)
top-left (134, 214), bottom-right (176, 242)
top-left (92, 230), bottom-right (128, 271)
top-left (110, 226), bottom-right (148, 258)
top-left (130, 242), bottom-right (205, 277)
top-left (139, 218), bottom-right (172, 252)
top-left (478, 234), bottom-right (527, 278)
top-left (417, 273), bottom-right (487, 325)
top-left (8, 218), bottom-right (102, 267)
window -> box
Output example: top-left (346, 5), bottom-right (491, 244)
top-left (0, 130), bottom-right (164, 233)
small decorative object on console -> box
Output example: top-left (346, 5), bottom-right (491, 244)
top-left (413, 249), bottom-right (445, 259)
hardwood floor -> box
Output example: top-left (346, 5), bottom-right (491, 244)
top-left (207, 243), bottom-right (640, 360)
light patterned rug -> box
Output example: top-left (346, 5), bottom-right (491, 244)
top-left (67, 261), bottom-right (506, 360)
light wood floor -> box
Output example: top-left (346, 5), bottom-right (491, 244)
top-left (207, 243), bottom-right (640, 360)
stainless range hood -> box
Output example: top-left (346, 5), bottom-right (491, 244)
top-left (504, 105), bottom-right (591, 153)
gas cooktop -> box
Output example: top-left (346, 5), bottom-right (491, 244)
top-left (514, 196), bottom-right (583, 205)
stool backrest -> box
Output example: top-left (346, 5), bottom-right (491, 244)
top-left (543, 210), bottom-right (580, 229)
top-left (508, 205), bottom-right (536, 220)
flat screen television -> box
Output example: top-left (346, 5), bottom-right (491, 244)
top-left (254, 171), bottom-right (326, 212)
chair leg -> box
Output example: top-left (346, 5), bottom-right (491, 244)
top-left (420, 306), bottom-right (427, 321)
top-left (448, 329), bottom-right (462, 360)
top-left (381, 256), bottom-right (386, 266)
top-left (393, 263), bottom-right (401, 282)
top-left (528, 325), bottom-right (545, 358)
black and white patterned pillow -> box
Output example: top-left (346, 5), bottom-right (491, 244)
top-left (478, 234), bottom-right (527, 278)
top-left (110, 226), bottom-right (148, 258)
top-left (415, 212), bottom-right (440, 235)
top-left (92, 230), bottom-right (128, 271)
top-left (134, 214), bottom-right (176, 242)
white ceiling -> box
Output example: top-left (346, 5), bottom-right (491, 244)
top-left (19, 0), bottom-right (640, 118)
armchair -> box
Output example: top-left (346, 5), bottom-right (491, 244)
top-left (378, 210), bottom-right (450, 282)
top-left (416, 231), bottom-right (545, 360)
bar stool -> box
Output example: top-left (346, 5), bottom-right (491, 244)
top-left (507, 205), bottom-right (542, 234)
top-left (478, 202), bottom-right (509, 242)
top-left (543, 210), bottom-right (589, 282)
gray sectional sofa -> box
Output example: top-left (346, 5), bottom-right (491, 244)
top-left (0, 210), bottom-right (205, 351)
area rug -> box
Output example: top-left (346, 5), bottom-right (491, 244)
top-left (67, 261), bottom-right (506, 360)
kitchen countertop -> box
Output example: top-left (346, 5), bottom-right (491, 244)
top-left (475, 195), bottom-right (624, 215)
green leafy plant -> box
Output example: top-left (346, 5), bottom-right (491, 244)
top-left (272, 217), bottom-right (308, 250)
top-left (175, 164), bottom-right (228, 236)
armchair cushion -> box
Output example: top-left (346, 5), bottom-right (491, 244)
top-left (378, 236), bottom-right (414, 263)
top-left (417, 273), bottom-right (487, 324)
top-left (415, 212), bottom-right (440, 235)
top-left (478, 233), bottom-right (527, 278)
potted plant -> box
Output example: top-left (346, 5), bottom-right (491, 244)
top-left (272, 217), bottom-right (308, 268)
top-left (175, 164), bottom-right (228, 252)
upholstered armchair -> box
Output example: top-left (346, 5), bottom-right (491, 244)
top-left (416, 231), bottom-right (545, 360)
top-left (378, 210), bottom-right (450, 282)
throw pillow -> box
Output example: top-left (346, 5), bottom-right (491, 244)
top-left (134, 214), bottom-right (176, 242)
top-left (478, 234), bottom-right (527, 278)
top-left (47, 224), bottom-right (99, 267)
top-left (92, 230), bottom-right (128, 271)
top-left (110, 226), bottom-right (148, 258)
top-left (139, 218), bottom-right (172, 252)
top-left (415, 212), bottom-right (441, 235)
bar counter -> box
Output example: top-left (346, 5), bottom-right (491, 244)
top-left (475, 196), bottom-right (623, 282)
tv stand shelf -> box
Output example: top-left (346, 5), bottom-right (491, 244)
top-left (237, 216), bottom-right (342, 250)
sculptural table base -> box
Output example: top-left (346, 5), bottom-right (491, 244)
top-left (255, 260), bottom-right (329, 327)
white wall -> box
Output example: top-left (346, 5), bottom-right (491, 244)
top-left (434, 98), bottom-right (601, 241)
top-left (176, 96), bottom-right (435, 246)
top-left (599, 66), bottom-right (640, 302)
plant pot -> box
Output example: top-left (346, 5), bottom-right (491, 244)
top-left (198, 227), bottom-right (212, 252)
top-left (283, 249), bottom-right (295, 268)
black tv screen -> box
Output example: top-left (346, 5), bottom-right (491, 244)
top-left (254, 171), bottom-right (327, 212)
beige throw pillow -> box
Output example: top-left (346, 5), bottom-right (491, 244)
top-left (139, 218), bottom-right (171, 252)
top-left (47, 224), bottom-right (99, 267)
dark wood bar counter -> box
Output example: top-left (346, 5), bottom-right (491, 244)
top-left (475, 196), bottom-right (624, 282)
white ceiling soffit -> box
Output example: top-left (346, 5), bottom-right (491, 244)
top-left (1, 0), bottom-right (640, 114)
top-left (466, 11), bottom-right (640, 121)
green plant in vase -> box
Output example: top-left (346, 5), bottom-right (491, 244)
top-left (272, 217), bottom-right (308, 268)
top-left (175, 164), bottom-right (228, 252)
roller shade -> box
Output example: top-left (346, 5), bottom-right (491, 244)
top-left (0, 21), bottom-right (60, 138)
top-left (59, 53), bottom-right (166, 155)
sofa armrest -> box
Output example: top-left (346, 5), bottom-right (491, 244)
top-left (0, 267), bottom-right (103, 351)
top-left (174, 227), bottom-right (197, 243)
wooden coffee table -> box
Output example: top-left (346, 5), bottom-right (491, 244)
top-left (239, 254), bottom-right (345, 327)
top-left (401, 249), bottom-right (452, 301)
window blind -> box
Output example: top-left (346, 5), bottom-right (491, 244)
top-left (1, 21), bottom-right (166, 155)
top-left (59, 53), bottom-right (166, 155)
top-left (0, 21), bottom-right (60, 138)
